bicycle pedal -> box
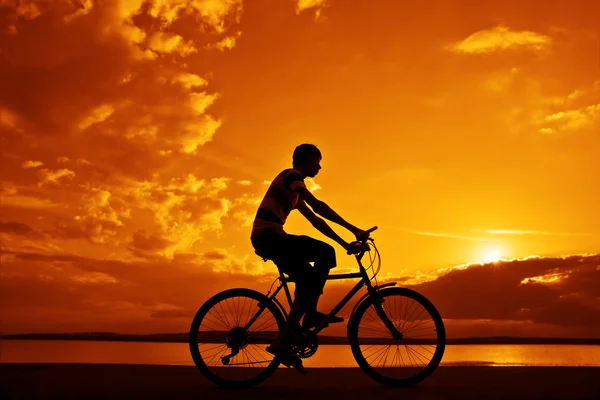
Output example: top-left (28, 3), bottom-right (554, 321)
top-left (282, 358), bottom-right (307, 375)
top-left (277, 355), bottom-right (305, 372)
top-left (293, 364), bottom-right (308, 375)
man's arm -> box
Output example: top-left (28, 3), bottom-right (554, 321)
top-left (296, 201), bottom-right (351, 250)
top-left (295, 186), bottom-right (365, 239)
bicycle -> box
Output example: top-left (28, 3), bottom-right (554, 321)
top-left (189, 226), bottom-right (446, 388)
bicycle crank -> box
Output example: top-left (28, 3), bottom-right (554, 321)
top-left (290, 327), bottom-right (319, 359)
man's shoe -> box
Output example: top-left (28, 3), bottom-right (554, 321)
top-left (302, 311), bottom-right (344, 329)
top-left (265, 345), bottom-right (306, 375)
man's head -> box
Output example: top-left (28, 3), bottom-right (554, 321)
top-left (292, 143), bottom-right (322, 178)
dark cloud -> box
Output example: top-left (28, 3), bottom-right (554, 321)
top-left (0, 247), bottom-right (276, 333)
top-left (127, 229), bottom-right (174, 259)
top-left (202, 250), bottom-right (227, 260)
top-left (2, 247), bottom-right (599, 335)
top-left (0, 221), bottom-right (36, 235)
top-left (130, 229), bottom-right (173, 251)
top-left (410, 254), bottom-right (600, 328)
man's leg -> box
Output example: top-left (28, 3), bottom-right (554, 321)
top-left (292, 236), bottom-right (344, 327)
top-left (268, 271), bottom-right (325, 351)
top-left (252, 235), bottom-right (301, 354)
top-left (263, 234), bottom-right (338, 350)
top-left (304, 271), bottom-right (329, 316)
top-left (269, 292), bottom-right (308, 350)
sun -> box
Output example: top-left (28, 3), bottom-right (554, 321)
top-left (477, 245), bottom-right (505, 263)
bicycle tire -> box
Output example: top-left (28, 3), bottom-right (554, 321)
top-left (189, 288), bottom-right (285, 388)
top-left (347, 287), bottom-right (446, 387)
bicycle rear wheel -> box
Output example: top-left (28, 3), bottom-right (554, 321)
top-left (189, 288), bottom-right (285, 387)
top-left (348, 287), bottom-right (446, 387)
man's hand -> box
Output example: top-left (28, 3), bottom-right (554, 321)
top-left (345, 240), bottom-right (369, 255)
top-left (351, 227), bottom-right (370, 242)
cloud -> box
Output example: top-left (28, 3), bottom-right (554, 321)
top-left (34, 174), bottom-right (234, 250)
top-left (406, 229), bottom-right (493, 242)
top-left (208, 30), bottom-right (242, 51)
top-left (533, 80), bottom-right (600, 135)
top-left (447, 25), bottom-right (551, 54)
top-left (295, 0), bottom-right (327, 13)
top-left (541, 103), bottom-right (600, 133)
top-left (0, 0), bottom-right (234, 172)
top-left (411, 254), bottom-right (600, 330)
top-left (433, 27), bottom-right (598, 141)
top-left (119, 175), bottom-right (232, 253)
top-left (305, 177), bottom-right (321, 192)
top-left (0, 221), bottom-right (36, 236)
top-left (564, 80), bottom-right (600, 106)
top-left (0, 1), bottom-right (254, 262)
top-left (146, 0), bottom-right (243, 33)
top-left (4, 0), bottom-right (41, 23)
top-left (51, 187), bottom-right (131, 245)
top-left (0, 107), bottom-right (20, 129)
top-left (202, 248), bottom-right (265, 275)
top-left (172, 72), bottom-right (207, 89)
top-left (481, 67), bottom-right (520, 93)
top-left (71, 271), bottom-right (119, 284)
top-left (0, 247), bottom-right (275, 333)
top-left (21, 160), bottom-right (43, 168)
top-left (0, 184), bottom-right (58, 209)
top-left (3, 241), bottom-right (600, 336)
top-left (227, 193), bottom-right (261, 228)
top-left (37, 168), bottom-right (76, 187)
top-left (127, 229), bottom-right (174, 259)
top-left (294, 0), bottom-right (328, 20)
top-left (77, 103), bottom-right (116, 132)
top-left (147, 31), bottom-right (197, 56)
top-left (130, 229), bottom-right (173, 251)
top-left (264, 252), bottom-right (600, 338)
top-left (484, 229), bottom-right (593, 237)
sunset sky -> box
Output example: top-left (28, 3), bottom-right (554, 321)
top-left (1, 0), bottom-right (599, 338)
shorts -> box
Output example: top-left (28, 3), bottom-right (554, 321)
top-left (251, 233), bottom-right (337, 296)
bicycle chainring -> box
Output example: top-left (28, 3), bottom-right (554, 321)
top-left (290, 327), bottom-right (319, 359)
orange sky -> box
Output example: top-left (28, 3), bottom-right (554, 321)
top-left (1, 0), bottom-right (599, 338)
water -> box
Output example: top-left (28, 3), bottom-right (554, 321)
top-left (2, 340), bottom-right (600, 367)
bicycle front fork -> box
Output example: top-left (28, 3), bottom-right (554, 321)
top-left (374, 299), bottom-right (403, 340)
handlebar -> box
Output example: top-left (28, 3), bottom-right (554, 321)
top-left (365, 226), bottom-right (378, 234)
top-left (359, 226), bottom-right (378, 243)
top-left (349, 226), bottom-right (381, 278)
top-left (346, 226), bottom-right (378, 255)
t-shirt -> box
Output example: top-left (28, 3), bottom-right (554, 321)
top-left (251, 168), bottom-right (306, 239)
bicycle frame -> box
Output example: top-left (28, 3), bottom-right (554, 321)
top-left (247, 241), bottom-right (403, 339)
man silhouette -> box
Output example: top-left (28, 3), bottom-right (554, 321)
top-left (251, 143), bottom-right (368, 367)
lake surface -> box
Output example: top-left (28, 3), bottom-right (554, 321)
top-left (2, 340), bottom-right (600, 367)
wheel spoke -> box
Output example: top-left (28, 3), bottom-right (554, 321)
top-left (189, 290), bottom-right (284, 387)
top-left (351, 289), bottom-right (445, 386)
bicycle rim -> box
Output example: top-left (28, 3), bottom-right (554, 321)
top-left (189, 288), bottom-right (285, 387)
top-left (348, 287), bottom-right (446, 386)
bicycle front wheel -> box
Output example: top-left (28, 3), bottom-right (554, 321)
top-left (189, 288), bottom-right (285, 387)
top-left (348, 287), bottom-right (446, 387)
